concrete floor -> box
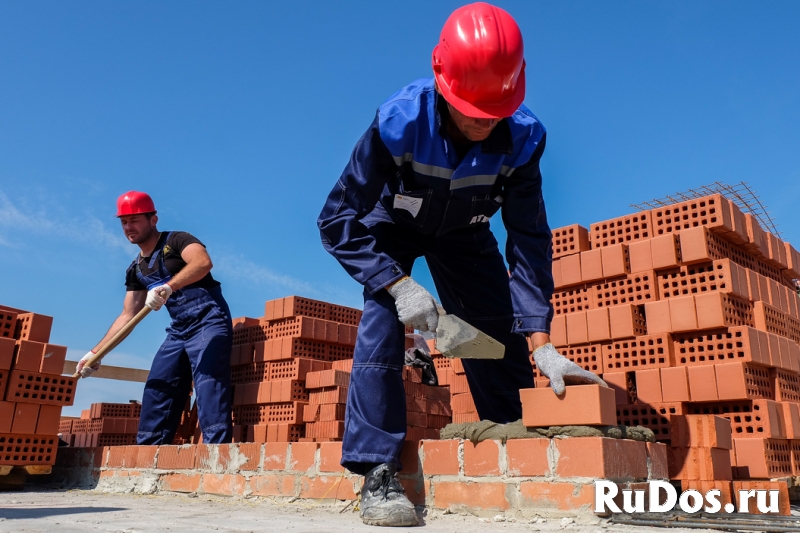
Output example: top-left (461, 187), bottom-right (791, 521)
top-left (0, 490), bottom-right (722, 533)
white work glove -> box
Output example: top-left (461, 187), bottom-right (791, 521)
top-left (145, 283), bottom-right (173, 311)
top-left (533, 343), bottom-right (608, 396)
top-left (386, 277), bottom-right (441, 332)
top-left (76, 351), bottom-right (100, 378)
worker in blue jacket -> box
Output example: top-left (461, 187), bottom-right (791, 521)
top-left (318, 3), bottom-right (606, 527)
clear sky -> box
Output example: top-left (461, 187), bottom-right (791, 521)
top-left (1, 1), bottom-right (799, 415)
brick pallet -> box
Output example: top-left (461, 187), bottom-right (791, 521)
top-left (0, 304), bottom-right (71, 472)
top-left (541, 194), bottom-right (799, 513)
top-left (61, 402), bottom-right (141, 447)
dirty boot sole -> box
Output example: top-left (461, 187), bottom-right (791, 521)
top-left (361, 505), bottom-right (418, 527)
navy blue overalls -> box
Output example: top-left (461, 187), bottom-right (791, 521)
top-left (134, 232), bottom-right (234, 445)
top-left (317, 79), bottom-right (554, 474)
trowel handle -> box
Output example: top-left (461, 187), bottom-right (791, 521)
top-left (74, 306), bottom-right (151, 377)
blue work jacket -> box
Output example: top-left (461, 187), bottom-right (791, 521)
top-left (318, 78), bottom-right (554, 334)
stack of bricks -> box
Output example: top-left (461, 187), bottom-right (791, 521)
top-left (430, 353), bottom-right (477, 423)
top-left (227, 296), bottom-right (452, 444)
top-left (302, 362), bottom-right (451, 442)
top-left (545, 194), bottom-right (799, 513)
top-left (60, 402), bottom-right (141, 447)
top-left (0, 304), bottom-right (73, 469)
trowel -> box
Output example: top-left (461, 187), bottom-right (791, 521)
top-left (435, 308), bottom-right (505, 360)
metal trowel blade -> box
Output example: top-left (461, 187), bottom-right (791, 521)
top-left (435, 314), bottom-right (505, 359)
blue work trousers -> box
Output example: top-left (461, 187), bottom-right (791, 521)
top-left (341, 223), bottom-right (535, 474)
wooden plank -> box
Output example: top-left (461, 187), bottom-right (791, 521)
top-left (63, 360), bottom-right (149, 383)
top-left (22, 465), bottom-right (52, 475)
top-left (0, 466), bottom-right (12, 476)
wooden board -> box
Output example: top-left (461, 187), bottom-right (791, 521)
top-left (0, 466), bottom-right (12, 476)
top-left (22, 465), bottom-right (52, 475)
top-left (63, 360), bottom-right (149, 383)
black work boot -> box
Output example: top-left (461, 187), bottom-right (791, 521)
top-left (360, 463), bottom-right (418, 527)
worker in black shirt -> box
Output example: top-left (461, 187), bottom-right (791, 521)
top-left (77, 191), bottom-right (233, 444)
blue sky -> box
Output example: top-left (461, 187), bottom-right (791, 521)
top-left (1, 1), bottom-right (799, 415)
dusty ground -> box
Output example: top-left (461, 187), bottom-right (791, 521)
top-left (0, 489), bottom-right (728, 533)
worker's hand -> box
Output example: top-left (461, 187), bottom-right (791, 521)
top-left (386, 277), bottom-right (441, 332)
top-left (533, 343), bottom-right (608, 396)
top-left (76, 351), bottom-right (100, 378)
top-left (145, 283), bottom-right (173, 311)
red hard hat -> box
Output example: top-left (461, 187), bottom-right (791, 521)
top-left (432, 2), bottom-right (526, 119)
top-left (116, 191), bottom-right (156, 217)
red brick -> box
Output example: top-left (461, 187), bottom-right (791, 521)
top-left (432, 481), bottom-right (509, 510)
top-left (733, 438), bottom-right (792, 479)
top-left (687, 365), bottom-right (718, 402)
top-left (580, 249), bottom-right (603, 283)
top-left (644, 300), bottom-right (672, 334)
top-left (744, 214), bottom-right (769, 257)
top-left (550, 314), bottom-right (567, 347)
top-left (520, 384), bottom-right (616, 427)
top-left (319, 441), bottom-right (344, 473)
top-left (672, 415), bottom-right (733, 449)
top-left (298, 475), bottom-right (357, 500)
top-left (733, 480), bottom-right (790, 515)
top-left (668, 295), bottom-right (698, 333)
top-left (634, 369), bottom-right (662, 404)
top-left (560, 253), bottom-right (582, 287)
top-left (651, 234), bottom-right (682, 270)
top-left (14, 340), bottom-right (45, 372)
top-left (161, 473), bottom-right (201, 493)
top-left (519, 481), bottom-right (595, 511)
top-left (463, 440), bottom-right (501, 476)
top-left (288, 442), bottom-right (318, 472)
top-left (505, 438), bottom-right (549, 476)
top-left (627, 240), bottom-right (653, 274)
top-left (715, 362), bottom-right (773, 401)
top-left (783, 402), bottom-right (800, 439)
top-left (586, 308), bottom-right (611, 343)
top-left (39, 344), bottom-right (67, 375)
top-left (555, 437), bottom-right (648, 480)
top-left (250, 474), bottom-right (296, 497)
top-left (11, 402), bottom-right (39, 434)
top-left (157, 445), bottom-right (196, 470)
top-left (608, 304), bottom-right (647, 340)
top-left (0, 338), bottom-right (14, 370)
top-left (679, 226), bottom-right (713, 264)
top-left (603, 371), bottom-right (632, 405)
top-left (565, 311), bottom-right (588, 345)
top-left (668, 446), bottom-right (732, 480)
top-left (660, 366), bottom-right (691, 402)
top-left (421, 439), bottom-right (459, 475)
top-left (552, 224), bottom-right (591, 259)
top-left (202, 473), bottom-right (246, 496)
top-left (601, 244), bottom-right (630, 278)
top-left (0, 401), bottom-right (13, 433)
top-left (551, 259), bottom-right (563, 288)
top-left (134, 446), bottom-right (158, 469)
top-left (35, 404), bottom-right (61, 435)
top-left (647, 442), bottom-right (669, 479)
top-left (682, 480), bottom-right (735, 509)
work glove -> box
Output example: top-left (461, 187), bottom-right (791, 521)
top-left (386, 277), bottom-right (440, 332)
top-left (76, 351), bottom-right (100, 378)
top-left (145, 283), bottom-right (173, 311)
top-left (533, 343), bottom-right (608, 396)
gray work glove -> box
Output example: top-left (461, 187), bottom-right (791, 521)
top-left (533, 343), bottom-right (608, 395)
top-left (386, 277), bottom-right (440, 332)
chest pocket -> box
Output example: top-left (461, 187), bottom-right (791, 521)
top-left (391, 181), bottom-right (434, 229)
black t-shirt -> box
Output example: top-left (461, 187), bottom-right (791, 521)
top-left (125, 231), bottom-right (220, 291)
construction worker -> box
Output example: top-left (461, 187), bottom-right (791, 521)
top-left (77, 191), bottom-right (234, 445)
top-left (318, 3), bottom-right (606, 526)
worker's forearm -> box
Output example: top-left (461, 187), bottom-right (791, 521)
top-left (528, 332), bottom-right (550, 351)
top-left (92, 312), bottom-right (136, 353)
top-left (165, 261), bottom-right (212, 292)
